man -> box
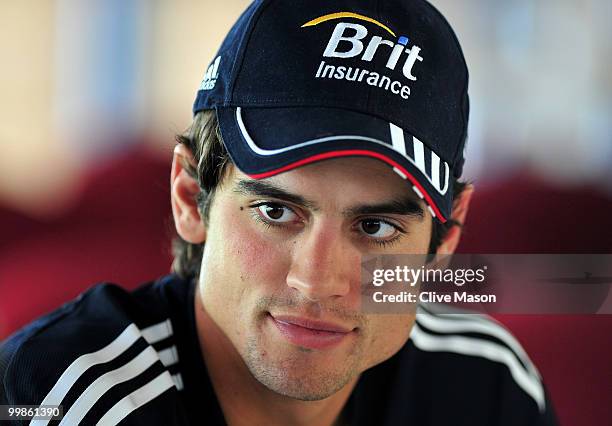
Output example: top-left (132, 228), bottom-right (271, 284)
top-left (1, 0), bottom-right (558, 425)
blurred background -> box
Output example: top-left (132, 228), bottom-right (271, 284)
top-left (1, 0), bottom-right (610, 424)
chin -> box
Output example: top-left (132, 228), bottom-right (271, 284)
top-left (252, 367), bottom-right (353, 401)
top-left (244, 339), bottom-right (360, 401)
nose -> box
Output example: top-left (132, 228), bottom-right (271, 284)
top-left (286, 222), bottom-right (360, 301)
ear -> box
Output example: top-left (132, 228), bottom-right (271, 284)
top-left (171, 144), bottom-right (206, 243)
top-left (436, 184), bottom-right (474, 255)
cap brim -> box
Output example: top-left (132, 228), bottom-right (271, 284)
top-left (216, 106), bottom-right (453, 222)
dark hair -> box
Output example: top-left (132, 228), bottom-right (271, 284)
top-left (172, 110), bottom-right (466, 279)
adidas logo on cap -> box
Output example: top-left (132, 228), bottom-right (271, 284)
top-left (200, 56), bottom-right (221, 91)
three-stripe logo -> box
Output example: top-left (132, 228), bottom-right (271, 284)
top-left (389, 123), bottom-right (450, 196)
top-left (30, 320), bottom-right (182, 426)
top-left (411, 305), bottom-right (546, 412)
top-left (200, 56), bottom-right (221, 91)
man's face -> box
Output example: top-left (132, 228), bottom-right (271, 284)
top-left (197, 157), bottom-right (432, 400)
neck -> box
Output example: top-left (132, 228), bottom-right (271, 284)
top-left (194, 292), bottom-right (356, 426)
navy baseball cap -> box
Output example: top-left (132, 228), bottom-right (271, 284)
top-left (193, 0), bottom-right (469, 223)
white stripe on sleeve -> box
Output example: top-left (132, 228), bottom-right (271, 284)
top-left (141, 319), bottom-right (173, 345)
top-left (157, 345), bottom-right (179, 367)
top-left (96, 372), bottom-right (175, 426)
top-left (410, 323), bottom-right (545, 412)
top-left (416, 307), bottom-right (541, 380)
top-left (171, 373), bottom-right (184, 391)
top-left (30, 324), bottom-right (141, 426)
top-left (58, 346), bottom-right (160, 426)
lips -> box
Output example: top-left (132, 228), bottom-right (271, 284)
top-left (269, 314), bottom-right (356, 350)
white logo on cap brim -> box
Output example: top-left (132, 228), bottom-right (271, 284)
top-left (234, 107), bottom-right (449, 196)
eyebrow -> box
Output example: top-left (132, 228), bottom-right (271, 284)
top-left (234, 180), bottom-right (319, 210)
top-left (344, 199), bottom-right (424, 219)
top-left (233, 179), bottom-right (425, 219)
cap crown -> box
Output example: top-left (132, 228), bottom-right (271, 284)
top-left (194, 0), bottom-right (469, 176)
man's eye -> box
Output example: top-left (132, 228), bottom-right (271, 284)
top-left (360, 219), bottom-right (397, 238)
top-left (256, 204), bottom-right (297, 223)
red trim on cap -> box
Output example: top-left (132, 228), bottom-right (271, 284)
top-left (246, 149), bottom-right (448, 223)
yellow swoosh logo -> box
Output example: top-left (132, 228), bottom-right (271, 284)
top-left (301, 12), bottom-right (396, 37)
